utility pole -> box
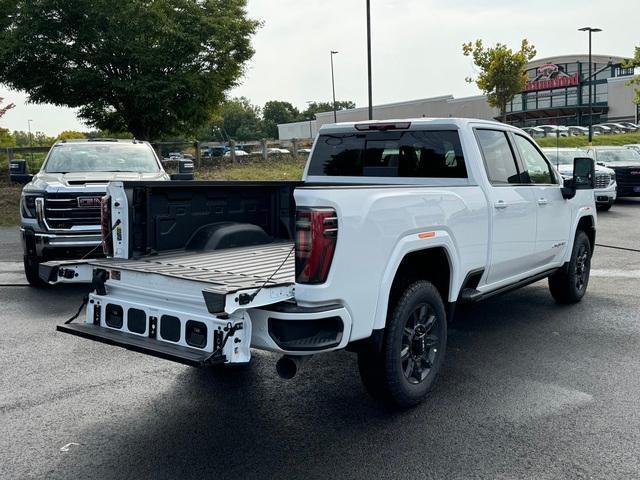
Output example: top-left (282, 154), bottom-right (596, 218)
top-left (330, 51), bottom-right (339, 123)
top-left (27, 119), bottom-right (33, 162)
top-left (578, 26), bottom-right (602, 146)
top-left (366, 0), bottom-right (373, 120)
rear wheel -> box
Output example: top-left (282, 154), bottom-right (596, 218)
top-left (548, 230), bottom-right (591, 304)
top-left (357, 280), bottom-right (447, 408)
top-left (23, 255), bottom-right (47, 287)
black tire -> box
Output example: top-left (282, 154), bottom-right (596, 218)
top-left (548, 230), bottom-right (591, 304)
top-left (596, 202), bottom-right (612, 212)
top-left (23, 255), bottom-right (47, 287)
top-left (357, 280), bottom-right (447, 408)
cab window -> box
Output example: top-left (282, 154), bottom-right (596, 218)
top-left (476, 129), bottom-right (521, 185)
top-left (513, 134), bottom-right (557, 184)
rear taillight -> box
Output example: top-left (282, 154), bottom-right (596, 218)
top-left (100, 195), bottom-right (113, 256)
top-left (295, 207), bottom-right (338, 284)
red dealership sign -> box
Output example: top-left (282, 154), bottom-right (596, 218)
top-left (524, 63), bottom-right (579, 92)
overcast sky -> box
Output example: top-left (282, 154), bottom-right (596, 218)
top-left (1, 0), bottom-right (638, 135)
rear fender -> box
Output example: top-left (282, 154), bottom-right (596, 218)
top-left (372, 230), bottom-right (459, 331)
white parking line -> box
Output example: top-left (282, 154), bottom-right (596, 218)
top-left (0, 261), bottom-right (27, 285)
top-left (590, 269), bottom-right (640, 279)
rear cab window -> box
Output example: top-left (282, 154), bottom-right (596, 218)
top-left (307, 129), bottom-right (467, 180)
top-left (475, 129), bottom-right (522, 185)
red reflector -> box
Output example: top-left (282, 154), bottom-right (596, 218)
top-left (354, 122), bottom-right (411, 131)
top-left (295, 208), bottom-right (338, 284)
top-left (100, 195), bottom-right (113, 256)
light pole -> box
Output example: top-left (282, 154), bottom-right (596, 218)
top-left (366, 0), bottom-right (373, 120)
top-left (330, 51), bottom-right (339, 123)
top-left (27, 119), bottom-right (33, 162)
top-left (306, 100), bottom-right (314, 139)
top-left (578, 26), bottom-right (602, 146)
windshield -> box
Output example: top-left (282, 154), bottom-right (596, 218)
top-left (596, 149), bottom-right (640, 163)
top-left (44, 143), bottom-right (160, 173)
top-left (543, 150), bottom-right (590, 166)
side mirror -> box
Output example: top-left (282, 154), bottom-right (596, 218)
top-left (561, 157), bottom-right (595, 199)
top-left (170, 159), bottom-right (194, 181)
top-left (9, 160), bottom-right (33, 184)
top-left (573, 157), bottom-right (595, 189)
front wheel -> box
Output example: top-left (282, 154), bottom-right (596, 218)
top-left (548, 231), bottom-right (591, 304)
top-left (358, 280), bottom-right (447, 408)
top-left (596, 202), bottom-right (612, 212)
top-left (23, 255), bottom-right (47, 288)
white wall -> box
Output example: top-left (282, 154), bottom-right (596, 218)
top-left (277, 119), bottom-right (318, 141)
top-left (277, 94), bottom-right (499, 140)
top-left (607, 76), bottom-right (637, 122)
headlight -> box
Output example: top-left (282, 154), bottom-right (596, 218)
top-left (21, 194), bottom-right (42, 218)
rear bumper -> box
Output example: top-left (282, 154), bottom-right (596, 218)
top-left (249, 303), bottom-right (352, 354)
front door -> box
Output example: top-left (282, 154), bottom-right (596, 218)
top-left (512, 133), bottom-right (571, 267)
top-left (476, 129), bottom-right (538, 285)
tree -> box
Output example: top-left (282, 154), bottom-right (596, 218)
top-left (462, 39), bottom-right (536, 122)
top-left (57, 130), bottom-right (86, 141)
top-left (0, 0), bottom-right (259, 140)
top-left (299, 100), bottom-right (356, 120)
top-left (0, 128), bottom-right (15, 147)
top-left (211, 97), bottom-right (264, 141)
top-left (624, 46), bottom-right (640, 105)
top-left (262, 101), bottom-right (300, 138)
top-left (12, 130), bottom-right (55, 147)
top-left (0, 97), bottom-right (15, 120)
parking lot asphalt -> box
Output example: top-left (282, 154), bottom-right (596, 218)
top-left (1, 200), bottom-right (640, 480)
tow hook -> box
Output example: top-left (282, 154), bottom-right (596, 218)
top-left (276, 355), bottom-right (312, 380)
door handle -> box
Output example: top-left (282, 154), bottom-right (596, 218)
top-left (537, 198), bottom-right (548, 206)
top-left (494, 200), bottom-right (508, 209)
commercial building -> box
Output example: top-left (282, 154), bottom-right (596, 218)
top-left (278, 54), bottom-right (638, 140)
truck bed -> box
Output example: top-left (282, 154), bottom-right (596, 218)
top-left (90, 242), bottom-right (295, 294)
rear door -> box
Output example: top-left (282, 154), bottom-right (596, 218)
top-left (475, 129), bottom-right (538, 285)
top-left (511, 133), bottom-right (571, 267)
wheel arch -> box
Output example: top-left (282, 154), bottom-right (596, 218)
top-left (576, 215), bottom-right (596, 252)
top-left (372, 239), bottom-right (458, 332)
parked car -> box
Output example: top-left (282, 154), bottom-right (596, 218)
top-left (16, 139), bottom-right (171, 286)
top-left (624, 144), bottom-right (640, 153)
top-left (537, 125), bottom-right (569, 137)
top-left (44, 118), bottom-right (596, 409)
top-left (223, 149), bottom-right (249, 157)
top-left (522, 126), bottom-right (546, 138)
top-left (602, 123), bottom-right (634, 133)
top-left (592, 124), bottom-right (613, 135)
top-left (542, 147), bottom-right (616, 211)
top-left (567, 126), bottom-right (589, 136)
top-left (297, 148), bottom-right (312, 154)
top-left (587, 146), bottom-right (640, 197)
top-left (267, 148), bottom-right (291, 155)
top-left (619, 122), bottom-right (639, 132)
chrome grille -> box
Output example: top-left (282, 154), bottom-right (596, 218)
top-left (594, 173), bottom-right (610, 189)
top-left (44, 192), bottom-right (104, 230)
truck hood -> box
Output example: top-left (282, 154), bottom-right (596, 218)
top-left (555, 164), bottom-right (614, 176)
top-left (597, 161), bottom-right (640, 169)
top-left (26, 171), bottom-right (170, 191)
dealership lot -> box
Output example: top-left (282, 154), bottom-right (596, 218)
top-left (1, 200), bottom-right (639, 479)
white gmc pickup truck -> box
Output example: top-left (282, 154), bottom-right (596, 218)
top-left (47, 118), bottom-right (597, 408)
